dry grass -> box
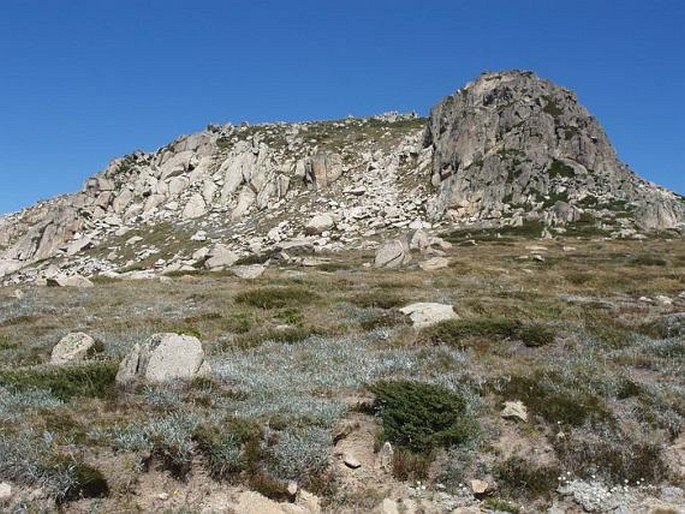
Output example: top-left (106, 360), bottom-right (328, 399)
top-left (0, 235), bottom-right (683, 510)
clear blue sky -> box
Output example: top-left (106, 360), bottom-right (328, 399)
top-left (1, 1), bottom-right (683, 214)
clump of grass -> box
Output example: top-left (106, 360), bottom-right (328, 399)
top-left (519, 323), bottom-right (556, 347)
top-left (369, 380), bottom-right (476, 454)
top-left (0, 361), bottom-right (118, 401)
top-left (391, 448), bottom-right (433, 481)
top-left (494, 456), bottom-right (560, 499)
top-left (235, 287), bottom-right (320, 309)
top-left (193, 418), bottom-right (260, 480)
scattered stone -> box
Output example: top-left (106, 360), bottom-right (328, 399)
top-left (343, 453), bottom-right (361, 469)
top-left (12, 289), bottom-right (24, 300)
top-left (287, 481), bottom-right (298, 498)
top-left (0, 482), bottom-right (12, 502)
top-left (374, 239), bottom-right (410, 268)
top-left (501, 400), bottom-right (528, 422)
top-left (470, 479), bottom-right (489, 495)
top-left (116, 333), bottom-right (211, 385)
top-left (190, 230), bottom-right (207, 242)
top-left (50, 332), bottom-right (98, 364)
top-left (231, 264), bottom-right (266, 280)
top-left (656, 295), bottom-right (673, 306)
top-left (379, 498), bottom-right (400, 514)
top-left (378, 442), bottom-right (394, 473)
top-left (419, 256), bottom-right (449, 271)
top-left (46, 275), bottom-right (94, 288)
top-left (399, 302), bottom-right (457, 328)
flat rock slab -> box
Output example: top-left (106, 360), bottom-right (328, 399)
top-left (46, 275), bottom-right (94, 288)
top-left (399, 302), bottom-right (457, 328)
top-left (231, 264), bottom-right (266, 280)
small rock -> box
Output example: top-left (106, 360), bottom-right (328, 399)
top-left (532, 254), bottom-right (546, 262)
top-left (343, 453), bottom-right (361, 469)
top-left (419, 256), bottom-right (449, 271)
top-left (12, 289), bottom-right (24, 300)
top-left (378, 441), bottom-right (394, 473)
top-left (231, 264), bottom-right (266, 280)
top-left (190, 230), bottom-right (207, 242)
top-left (287, 481), bottom-right (298, 497)
top-left (501, 400), bottom-right (528, 422)
top-left (50, 332), bottom-right (98, 365)
top-left (46, 275), bottom-right (94, 288)
top-left (399, 302), bottom-right (457, 328)
top-left (470, 479), bottom-right (489, 495)
top-left (656, 295), bottom-right (673, 306)
top-left (305, 213), bottom-right (335, 235)
top-left (0, 482), bottom-right (12, 501)
top-left (204, 244), bottom-right (238, 270)
top-left (157, 492), bottom-right (169, 501)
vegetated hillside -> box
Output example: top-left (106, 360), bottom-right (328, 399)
top-left (0, 236), bottom-right (683, 512)
top-left (0, 70), bottom-right (683, 286)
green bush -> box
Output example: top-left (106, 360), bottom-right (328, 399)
top-left (193, 418), bottom-right (260, 480)
top-left (235, 287), bottom-right (320, 309)
top-left (418, 317), bottom-right (521, 347)
top-left (494, 456), bottom-right (560, 499)
top-left (369, 380), bottom-right (476, 453)
top-left (0, 361), bottom-right (118, 401)
top-left (519, 323), bottom-right (556, 347)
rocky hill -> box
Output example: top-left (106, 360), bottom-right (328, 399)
top-left (1, 70), bottom-right (683, 284)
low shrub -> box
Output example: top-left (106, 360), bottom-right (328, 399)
top-left (494, 456), bottom-right (560, 499)
top-left (235, 287), bottom-right (320, 309)
top-left (519, 323), bottom-right (556, 347)
top-left (369, 380), bottom-right (476, 453)
top-left (43, 456), bottom-right (109, 502)
top-left (0, 361), bottom-right (118, 401)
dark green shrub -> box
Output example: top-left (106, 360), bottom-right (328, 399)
top-left (235, 287), bottom-right (319, 309)
top-left (418, 317), bottom-right (521, 347)
top-left (369, 380), bottom-right (476, 453)
top-left (519, 323), bottom-right (556, 347)
top-left (0, 361), bottom-right (118, 401)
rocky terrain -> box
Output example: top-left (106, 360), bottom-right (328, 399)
top-left (0, 70), bottom-right (683, 285)
top-left (0, 71), bottom-right (683, 513)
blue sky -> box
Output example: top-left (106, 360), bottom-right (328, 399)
top-left (0, 0), bottom-right (683, 214)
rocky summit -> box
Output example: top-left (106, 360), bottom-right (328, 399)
top-left (0, 70), bottom-right (683, 284)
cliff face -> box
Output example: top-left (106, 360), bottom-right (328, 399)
top-left (0, 71), bottom-right (683, 284)
top-left (424, 70), bottom-right (685, 229)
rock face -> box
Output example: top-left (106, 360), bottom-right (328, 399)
top-left (0, 70), bottom-right (682, 285)
top-left (115, 333), bottom-right (211, 385)
top-left (424, 70), bottom-right (685, 230)
top-left (50, 332), bottom-right (98, 364)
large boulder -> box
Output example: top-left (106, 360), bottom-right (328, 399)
top-left (374, 239), bottom-right (410, 268)
top-left (204, 244), bottom-right (239, 270)
top-left (305, 214), bottom-right (335, 235)
top-left (50, 332), bottom-right (98, 364)
top-left (115, 333), bottom-right (211, 385)
top-left (399, 303), bottom-right (457, 328)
